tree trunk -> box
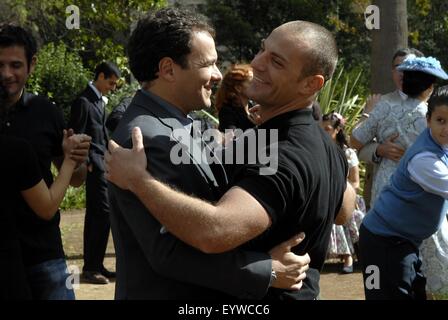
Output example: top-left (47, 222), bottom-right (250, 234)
top-left (365, 1), bottom-right (407, 209)
top-left (371, 0), bottom-right (408, 94)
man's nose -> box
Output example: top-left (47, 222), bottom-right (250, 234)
top-left (250, 52), bottom-right (266, 72)
top-left (0, 65), bottom-right (13, 80)
top-left (212, 64), bottom-right (222, 82)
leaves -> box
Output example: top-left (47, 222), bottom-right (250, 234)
top-left (27, 42), bottom-right (91, 120)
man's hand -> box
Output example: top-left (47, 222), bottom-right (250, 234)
top-left (63, 129), bottom-right (91, 164)
top-left (248, 104), bottom-right (263, 125)
top-left (364, 94), bottom-right (382, 114)
top-left (105, 127), bottom-right (149, 190)
top-left (376, 133), bottom-right (405, 162)
top-left (269, 233), bottom-right (310, 291)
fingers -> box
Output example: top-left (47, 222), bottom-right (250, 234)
top-left (70, 155), bottom-right (87, 162)
top-left (71, 141), bottom-right (91, 149)
top-left (108, 139), bottom-right (120, 152)
top-left (387, 133), bottom-right (399, 142)
top-left (132, 127), bottom-right (144, 151)
top-left (290, 281), bottom-right (303, 291)
top-left (70, 148), bottom-right (89, 156)
top-left (279, 232), bottom-right (306, 252)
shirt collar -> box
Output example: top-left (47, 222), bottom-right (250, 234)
top-left (259, 105), bottom-right (314, 130)
top-left (89, 81), bottom-right (102, 100)
top-left (140, 89), bottom-right (193, 129)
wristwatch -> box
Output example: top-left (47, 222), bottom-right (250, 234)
top-left (269, 269), bottom-right (277, 287)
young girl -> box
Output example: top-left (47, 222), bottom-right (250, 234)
top-left (322, 112), bottom-right (365, 273)
top-left (360, 86), bottom-right (448, 300)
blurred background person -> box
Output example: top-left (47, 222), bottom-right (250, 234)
top-left (216, 64), bottom-right (255, 132)
top-left (322, 112), bottom-right (365, 274)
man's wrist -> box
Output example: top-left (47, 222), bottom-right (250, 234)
top-left (372, 147), bottom-right (382, 164)
top-left (129, 169), bottom-right (152, 193)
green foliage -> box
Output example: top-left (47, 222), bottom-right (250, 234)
top-left (408, 0), bottom-right (448, 71)
top-left (50, 165), bottom-right (85, 210)
top-left (106, 81), bottom-right (140, 114)
top-left (318, 66), bottom-right (367, 194)
top-left (27, 42), bottom-right (91, 117)
top-left (202, 0), bottom-right (370, 72)
top-left (2, 0), bottom-right (166, 74)
top-left (318, 65), bottom-right (366, 133)
top-left (60, 185), bottom-right (86, 210)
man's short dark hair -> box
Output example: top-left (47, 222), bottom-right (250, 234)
top-left (127, 7), bottom-right (215, 82)
top-left (94, 61), bottom-right (121, 80)
top-left (283, 21), bottom-right (338, 82)
top-left (0, 24), bottom-right (37, 69)
top-left (392, 48), bottom-right (424, 64)
top-left (402, 71), bottom-right (436, 98)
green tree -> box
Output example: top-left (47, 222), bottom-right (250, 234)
top-left (27, 43), bottom-right (91, 116)
top-left (408, 0), bottom-right (448, 69)
top-left (201, 0), bottom-right (370, 70)
top-left (1, 0), bottom-right (166, 74)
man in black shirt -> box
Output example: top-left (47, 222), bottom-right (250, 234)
top-left (0, 24), bottom-right (89, 299)
top-left (106, 20), bottom-right (355, 299)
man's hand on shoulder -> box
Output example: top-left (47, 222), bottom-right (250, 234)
top-left (105, 126), bottom-right (149, 191)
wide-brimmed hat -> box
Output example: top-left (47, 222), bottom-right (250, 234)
top-left (397, 55), bottom-right (448, 80)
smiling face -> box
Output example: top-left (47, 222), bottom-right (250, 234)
top-left (246, 26), bottom-right (306, 109)
top-left (173, 31), bottom-right (222, 113)
top-left (427, 104), bottom-right (448, 146)
top-left (0, 45), bottom-right (35, 105)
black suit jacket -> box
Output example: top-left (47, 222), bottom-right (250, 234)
top-left (68, 85), bottom-right (109, 171)
top-left (108, 90), bottom-right (271, 299)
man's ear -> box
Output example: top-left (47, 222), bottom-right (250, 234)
top-left (28, 55), bottom-right (37, 74)
top-left (158, 57), bottom-right (176, 82)
top-left (300, 75), bottom-right (325, 95)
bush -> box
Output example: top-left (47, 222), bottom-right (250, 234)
top-left (106, 81), bottom-right (140, 114)
top-left (27, 42), bottom-right (91, 120)
top-left (60, 185), bottom-right (86, 211)
top-left (50, 165), bottom-right (86, 210)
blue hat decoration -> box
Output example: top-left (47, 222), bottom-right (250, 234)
top-left (397, 55), bottom-right (448, 80)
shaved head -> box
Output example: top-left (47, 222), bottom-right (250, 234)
top-left (276, 21), bottom-right (338, 81)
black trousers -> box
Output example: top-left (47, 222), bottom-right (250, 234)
top-left (359, 224), bottom-right (426, 300)
top-left (83, 168), bottom-right (111, 272)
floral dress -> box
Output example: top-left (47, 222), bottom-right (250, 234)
top-left (421, 217), bottom-right (448, 299)
top-left (351, 94), bottom-right (427, 207)
top-left (327, 148), bottom-right (366, 257)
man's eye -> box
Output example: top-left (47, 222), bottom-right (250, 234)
top-left (272, 59), bottom-right (282, 67)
